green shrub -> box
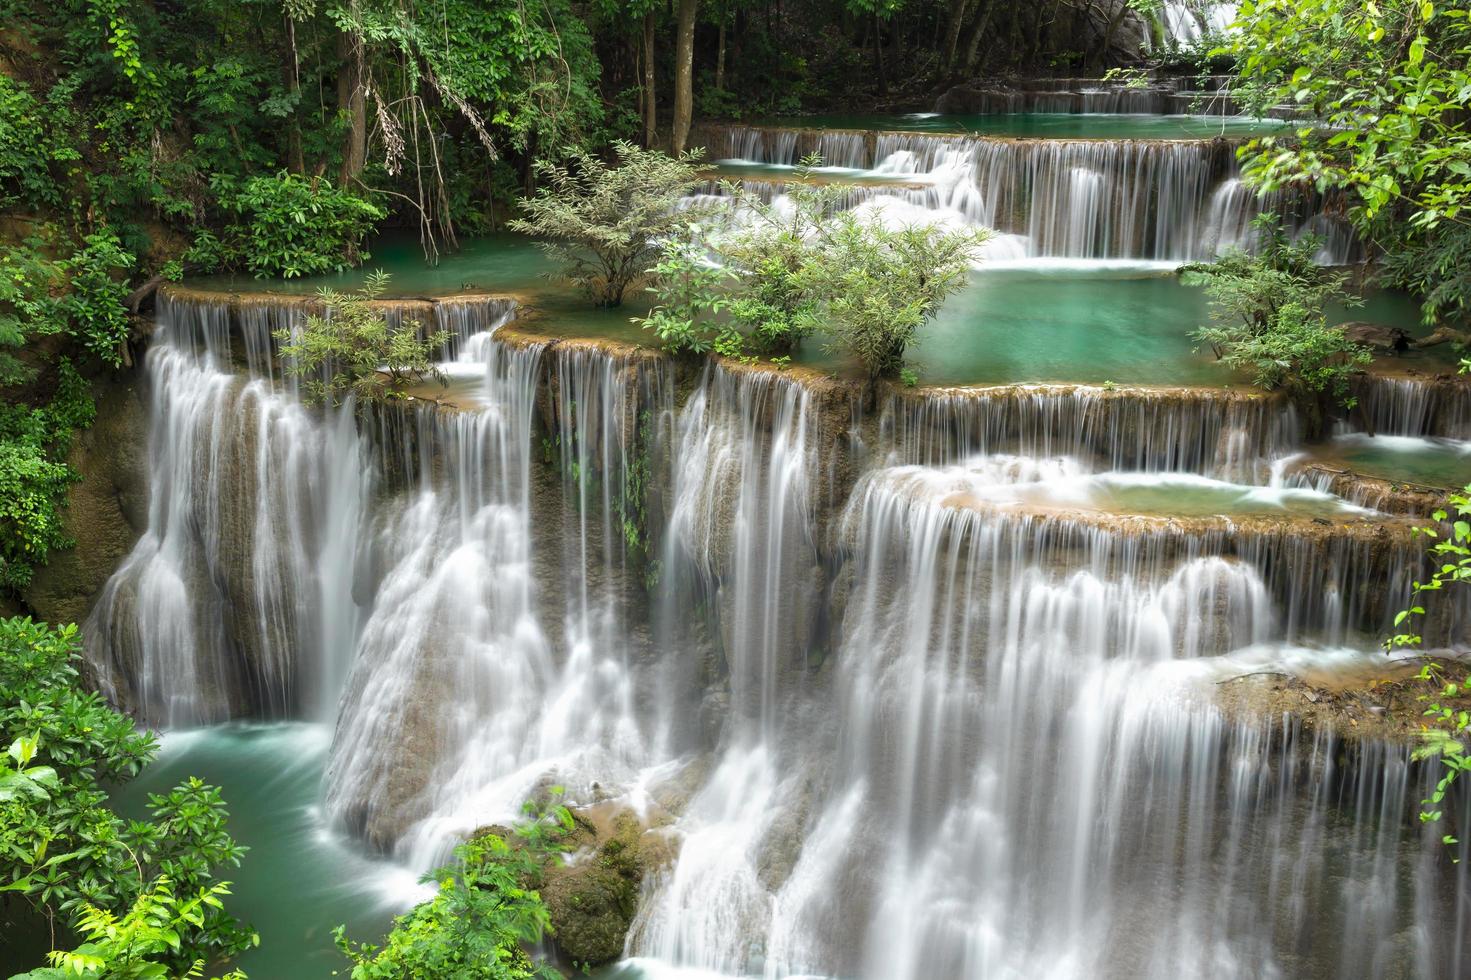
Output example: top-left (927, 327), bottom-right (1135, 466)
top-left (275, 271), bottom-right (449, 408)
top-left (510, 141), bottom-right (714, 307)
top-left (63, 230), bottom-right (135, 367)
top-left (335, 797), bottom-right (572, 980)
top-left (815, 213), bottom-right (983, 383)
top-left (215, 172), bottom-right (385, 279)
top-left (1183, 217), bottom-right (1372, 431)
top-left (0, 618), bottom-right (256, 972)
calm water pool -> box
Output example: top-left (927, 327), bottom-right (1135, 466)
top-left (108, 724), bottom-right (415, 979)
top-left (191, 235), bottom-right (1439, 387)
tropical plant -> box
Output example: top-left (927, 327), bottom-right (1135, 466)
top-left (212, 173), bottom-right (385, 280)
top-left (716, 156), bottom-right (845, 356)
top-left (334, 794), bottom-right (573, 980)
top-left (510, 142), bottom-right (715, 307)
top-left (12, 879), bottom-right (250, 980)
top-left (275, 271), bottom-right (450, 408)
top-left (0, 618), bottom-right (255, 971)
top-left (638, 236), bottom-right (733, 355)
top-left (1227, 0), bottom-right (1471, 328)
top-left (1387, 480), bottom-right (1471, 850)
top-left (1182, 217), bottom-right (1371, 429)
top-left (815, 213), bottom-right (984, 384)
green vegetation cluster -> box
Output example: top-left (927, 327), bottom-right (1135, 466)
top-left (334, 795), bottom-right (573, 979)
top-left (275, 271), bottom-right (449, 409)
top-left (0, 617), bottom-right (255, 977)
top-left (515, 148), bottom-right (983, 382)
top-left (1228, 0), bottom-right (1471, 335)
top-left (1182, 216), bottom-right (1371, 433)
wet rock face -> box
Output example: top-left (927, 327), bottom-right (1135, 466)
top-left (25, 373), bottom-right (149, 626)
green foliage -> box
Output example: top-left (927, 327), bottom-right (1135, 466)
top-left (1227, 0), bottom-right (1471, 325)
top-left (0, 618), bottom-right (255, 971)
top-left (1388, 481), bottom-right (1471, 849)
top-left (816, 213), bottom-right (983, 383)
top-left (207, 173), bottom-right (384, 279)
top-left (0, 356), bottom-right (96, 592)
top-left (335, 795), bottom-right (572, 980)
top-left (510, 142), bottom-right (712, 307)
top-left (0, 440), bottom-right (77, 592)
top-left (0, 75), bottom-right (66, 210)
top-left (637, 157), bottom-right (981, 377)
top-left (65, 231), bottom-right (135, 366)
top-left (275, 271), bottom-right (449, 408)
top-left (716, 157), bottom-right (839, 356)
top-left (13, 878), bottom-right (249, 980)
top-left (1182, 218), bottom-right (1371, 416)
top-left (639, 237), bottom-right (732, 355)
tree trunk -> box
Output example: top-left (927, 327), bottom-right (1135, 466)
top-left (642, 12), bottom-right (657, 147)
top-left (716, 18), bottom-right (727, 90)
top-left (671, 0), bottom-right (698, 155)
top-left (873, 14), bottom-right (888, 98)
top-left (962, 0), bottom-right (998, 74)
top-left (942, 0), bottom-right (971, 71)
top-left (337, 29), bottom-right (366, 187)
top-left (282, 16), bottom-right (305, 174)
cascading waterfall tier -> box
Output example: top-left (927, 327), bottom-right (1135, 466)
top-left (696, 123), bottom-right (1358, 262)
top-left (91, 288), bottom-right (1470, 978)
top-left (879, 383), bottom-right (1299, 481)
top-left (631, 460), bottom-right (1469, 979)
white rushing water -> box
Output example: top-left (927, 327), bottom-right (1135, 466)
top-left (706, 127), bottom-right (1356, 263)
top-left (89, 261), bottom-right (1468, 978)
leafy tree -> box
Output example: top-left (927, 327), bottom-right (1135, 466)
top-left (1182, 217), bottom-right (1371, 432)
top-left (0, 618), bottom-right (255, 972)
top-left (509, 141), bottom-right (713, 307)
top-left (716, 157), bottom-right (845, 356)
top-left (335, 795), bottom-right (573, 979)
top-left (1227, 0), bottom-right (1471, 327)
top-left (275, 271), bottom-right (450, 408)
top-left (814, 212), bottom-right (983, 384)
top-left (639, 236), bottom-right (735, 355)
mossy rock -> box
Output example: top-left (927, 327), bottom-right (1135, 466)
top-left (541, 811), bottom-right (648, 967)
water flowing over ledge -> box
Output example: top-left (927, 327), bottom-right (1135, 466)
top-left (84, 288), bottom-right (1471, 978)
top-left (693, 122), bottom-right (1357, 263)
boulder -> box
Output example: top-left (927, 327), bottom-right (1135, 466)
top-left (1339, 321), bottom-right (1411, 353)
top-left (540, 806), bottom-right (674, 967)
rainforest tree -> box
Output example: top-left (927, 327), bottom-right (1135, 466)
top-left (1228, 0), bottom-right (1471, 329)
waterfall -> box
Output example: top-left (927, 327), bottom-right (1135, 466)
top-left (879, 384), bottom-right (1299, 480)
top-left (86, 293), bottom-right (371, 726)
top-left (704, 125), bottom-right (1361, 262)
top-left (631, 458), bottom-right (1468, 979)
top-left (91, 286), bottom-right (1470, 978)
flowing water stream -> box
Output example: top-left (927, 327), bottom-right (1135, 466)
top-left (82, 113), bottom-right (1471, 979)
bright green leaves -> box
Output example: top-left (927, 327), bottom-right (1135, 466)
top-left (335, 799), bottom-right (571, 979)
top-left (210, 172), bottom-right (384, 279)
top-left (276, 271), bottom-right (450, 409)
top-left (1, 617), bottom-right (255, 972)
top-left (1389, 484), bottom-right (1471, 851)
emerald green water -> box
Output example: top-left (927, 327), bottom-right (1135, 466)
top-left (1312, 434), bottom-right (1471, 489)
top-left (995, 472), bottom-right (1371, 519)
top-left (192, 235), bottom-right (1438, 387)
top-left (758, 112), bottom-right (1293, 141)
top-left (107, 724), bottom-right (408, 979)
